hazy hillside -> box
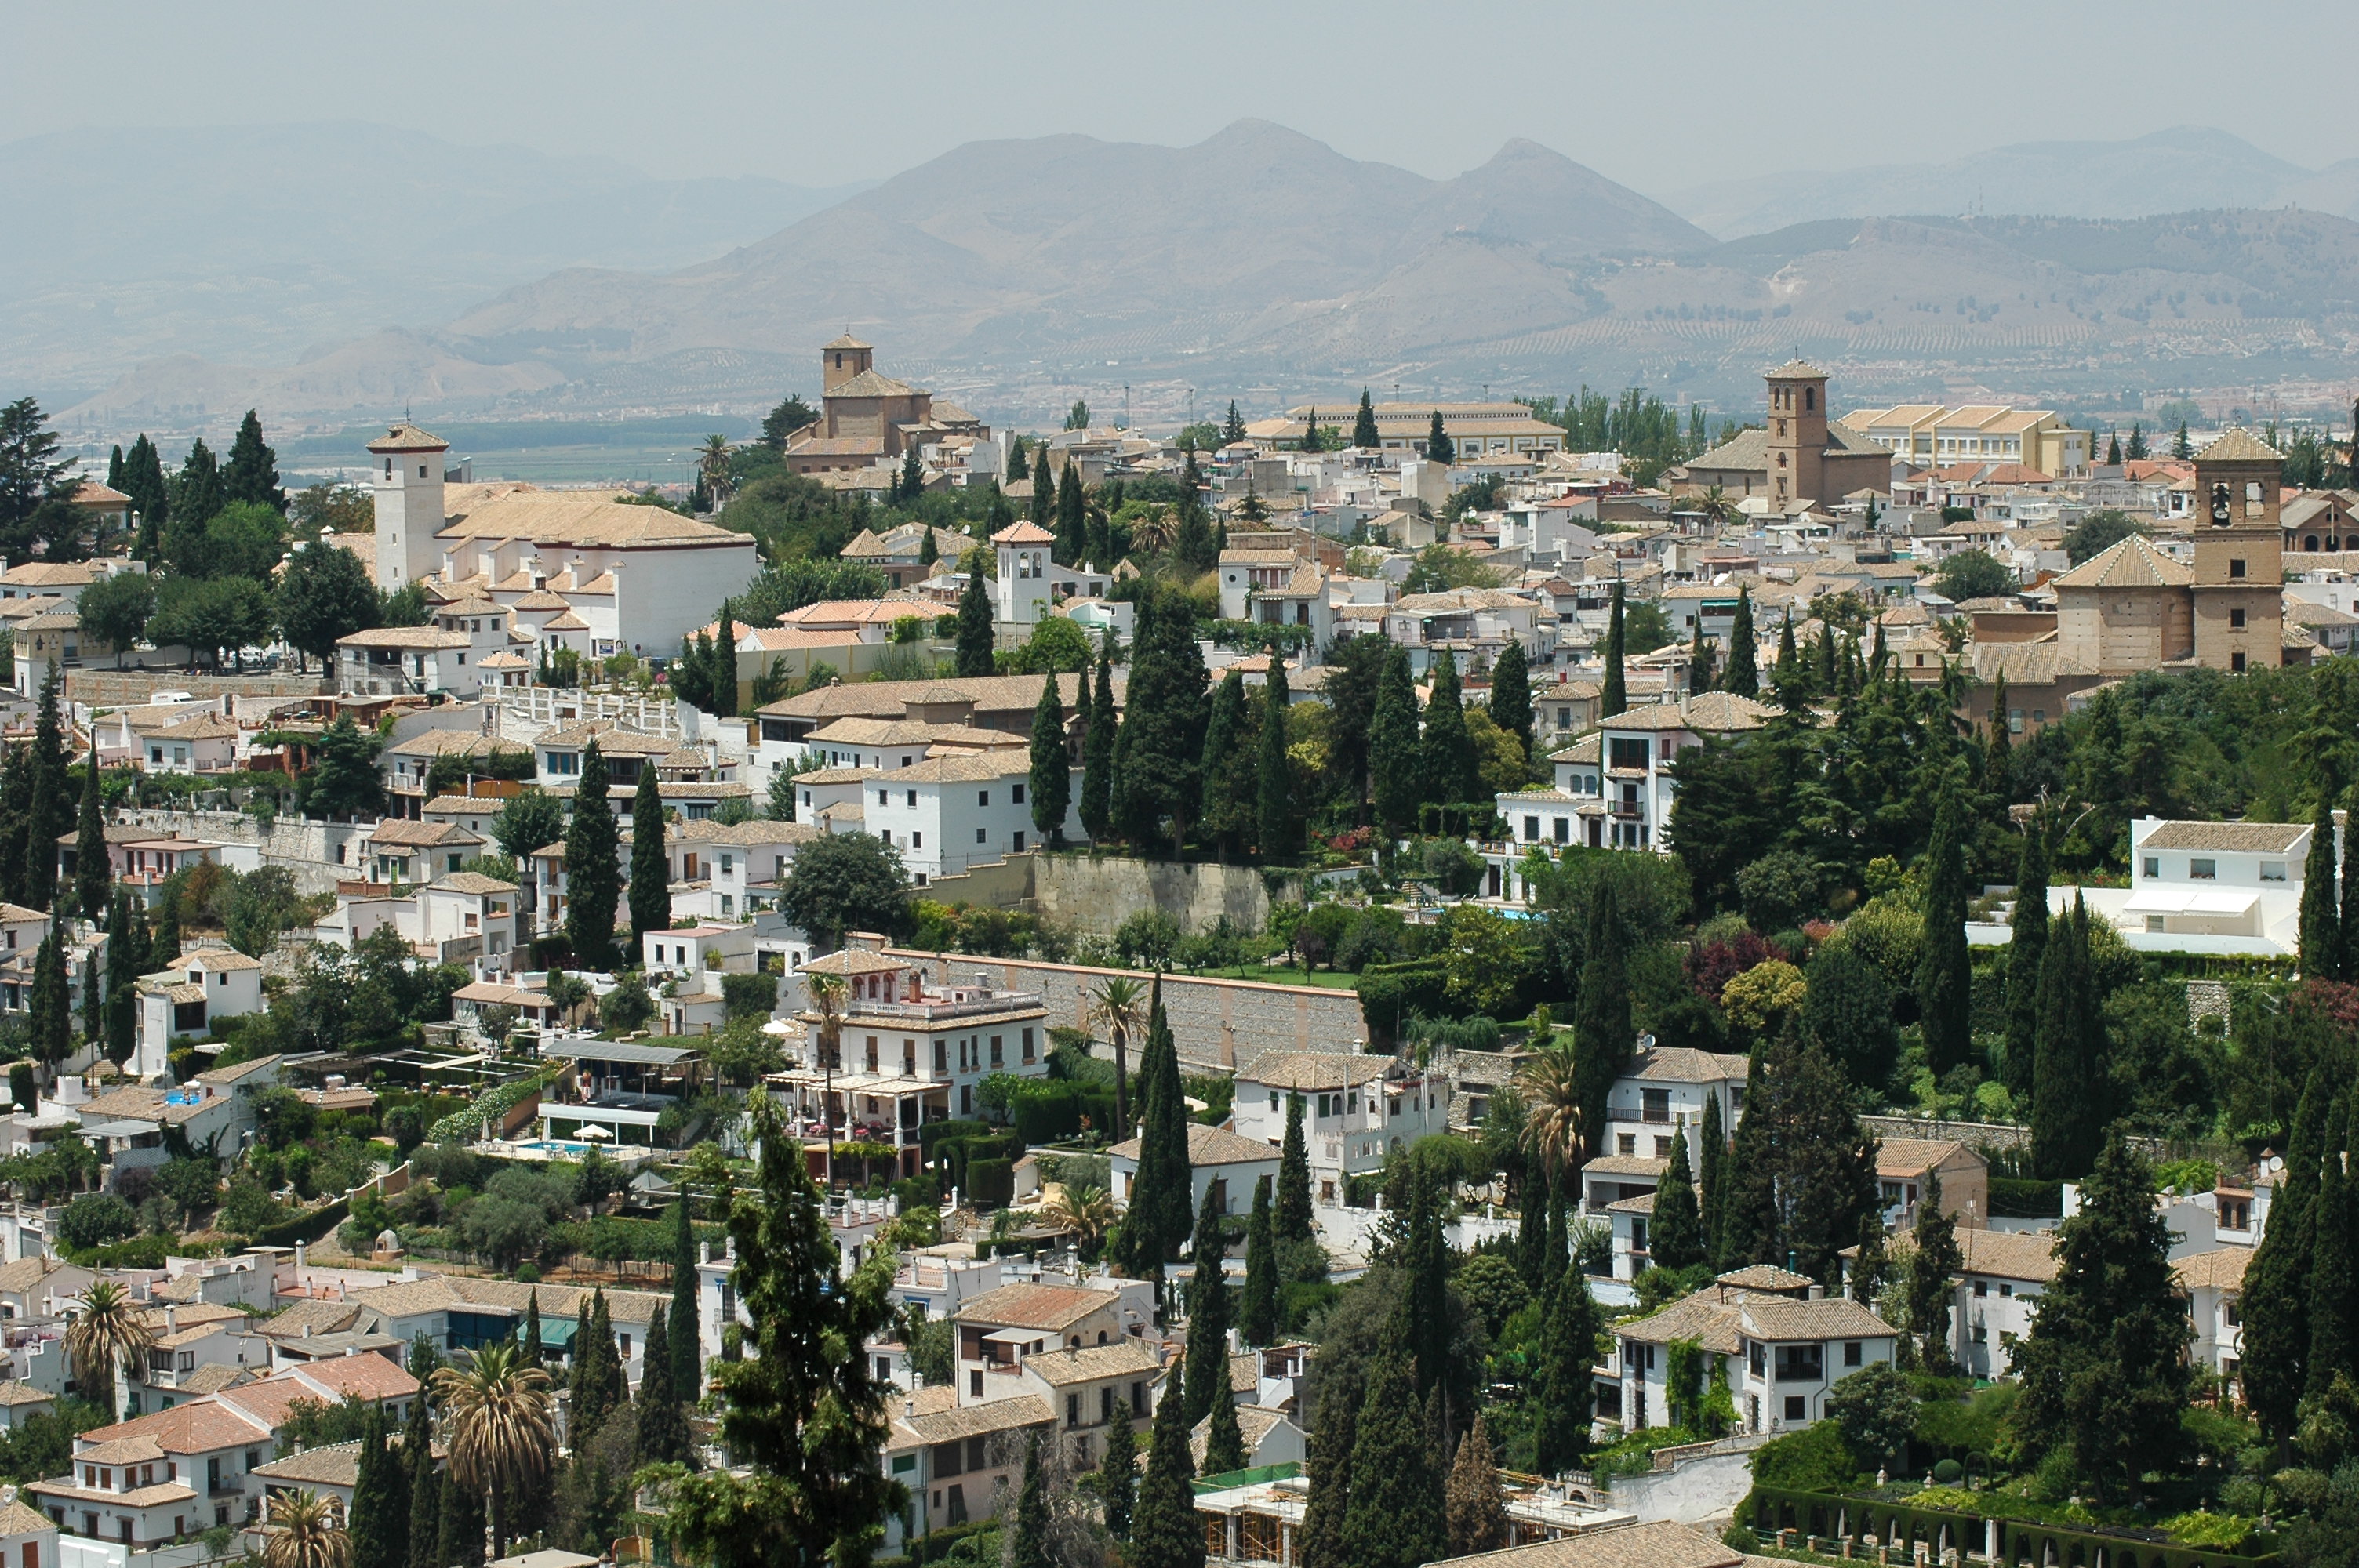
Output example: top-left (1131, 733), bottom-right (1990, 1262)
top-left (53, 121), bottom-right (2359, 429)
top-left (1665, 126), bottom-right (2331, 238)
top-left (0, 121), bottom-right (867, 395)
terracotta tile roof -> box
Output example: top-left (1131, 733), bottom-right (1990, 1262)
top-left (2175, 1247), bottom-right (2252, 1292)
top-left (952, 1283), bottom-right (1118, 1333)
top-left (81, 1397), bottom-right (271, 1454)
top-left (1875, 1138), bottom-right (1980, 1177)
top-left (1714, 1265), bottom-right (1815, 1292)
top-left (1107, 1123), bottom-right (1282, 1168)
top-left (2139, 821), bottom-right (2307, 854)
top-left (250, 1440), bottom-right (362, 1487)
top-left (366, 424), bottom-right (449, 454)
top-left (1583, 1155), bottom-right (1670, 1178)
top-left (1623, 1044), bottom-right (1750, 1083)
top-left (2194, 427), bottom-right (2285, 465)
top-left (1016, 1340), bottom-right (1164, 1387)
top-left (1240, 1052), bottom-right (1393, 1091)
top-left (2051, 534), bottom-right (2191, 590)
top-left (896, 1393), bottom-right (1052, 1445)
top-left (1190, 1403), bottom-right (1293, 1472)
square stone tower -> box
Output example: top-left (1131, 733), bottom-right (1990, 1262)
top-left (822, 333), bottom-right (874, 393)
top-left (367, 423), bottom-right (449, 591)
top-left (2189, 428), bottom-right (2285, 673)
top-left (1763, 360), bottom-right (1830, 509)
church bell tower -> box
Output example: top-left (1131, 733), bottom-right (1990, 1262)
top-left (2189, 428), bottom-right (2285, 673)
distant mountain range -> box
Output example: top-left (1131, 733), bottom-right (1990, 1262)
top-left (32, 120), bottom-right (2359, 434)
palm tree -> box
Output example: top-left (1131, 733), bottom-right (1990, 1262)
top-left (1127, 504), bottom-right (1177, 554)
top-left (1043, 1182), bottom-right (1117, 1255)
top-left (261, 1490), bottom-right (351, 1568)
top-left (431, 1341), bottom-right (555, 1559)
top-left (697, 434), bottom-right (734, 510)
top-left (806, 973), bottom-right (849, 1187)
top-left (66, 1279), bottom-right (155, 1417)
top-left (1515, 1044), bottom-right (1588, 1183)
top-left (1088, 975), bottom-right (1148, 1134)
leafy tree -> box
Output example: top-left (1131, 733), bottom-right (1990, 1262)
top-left (564, 740), bottom-right (621, 968)
top-left (628, 766), bottom-right (669, 953)
top-left (1028, 673), bottom-right (1069, 846)
top-left (1720, 1025), bottom-right (1881, 1284)
top-left (1914, 785), bottom-right (1972, 1073)
top-left (1932, 549), bottom-right (2014, 602)
top-left (1256, 661), bottom-right (1296, 858)
top-left (1369, 642), bottom-right (1422, 829)
top-left (149, 574), bottom-right (271, 668)
top-left (954, 570), bottom-right (994, 677)
top-left (1824, 1363), bottom-right (1916, 1472)
top-left (2063, 508), bottom-right (2145, 565)
top-left (1352, 390), bottom-right (1380, 450)
top-left (1343, 1332), bottom-right (1445, 1568)
top-left (0, 399), bottom-right (75, 553)
top-left (1081, 647), bottom-right (1119, 841)
top-left (780, 831), bottom-right (912, 946)
top-left (2011, 1134), bottom-right (2191, 1501)
top-left (667, 1091), bottom-right (904, 1568)
top-left (1600, 582), bottom-right (1627, 717)
top-left (75, 572), bottom-right (156, 667)
top-left (303, 717), bottom-right (385, 819)
top-left (492, 789), bottom-right (565, 862)
top-left (761, 394), bottom-right (818, 449)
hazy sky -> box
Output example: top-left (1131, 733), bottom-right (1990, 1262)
top-left (8, 0), bottom-right (2357, 191)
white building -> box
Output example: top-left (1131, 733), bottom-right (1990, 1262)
top-left (990, 521), bottom-right (1110, 626)
top-left (1108, 1123), bottom-right (1281, 1221)
top-left (132, 950), bottom-right (264, 1079)
top-left (2052, 817), bottom-right (2310, 956)
top-left (1605, 1268), bottom-right (1897, 1436)
top-left (1230, 1051), bottom-right (1448, 1204)
top-left (863, 754), bottom-right (1085, 882)
top-left (2177, 1247), bottom-right (2249, 1398)
top-left (1495, 691), bottom-right (1779, 863)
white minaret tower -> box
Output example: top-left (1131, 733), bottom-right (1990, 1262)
top-left (368, 423), bottom-right (450, 590)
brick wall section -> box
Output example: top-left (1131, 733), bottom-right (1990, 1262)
top-left (851, 937), bottom-right (1369, 1076)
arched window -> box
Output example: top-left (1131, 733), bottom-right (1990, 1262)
top-left (2306, 535), bottom-right (2321, 551)
top-left (1805, 387), bottom-right (1816, 411)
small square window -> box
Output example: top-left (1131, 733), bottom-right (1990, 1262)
top-left (2230, 608), bottom-right (2247, 630)
top-left (2229, 558), bottom-right (2246, 579)
top-left (976, 828), bottom-right (987, 844)
top-left (2142, 856), bottom-right (2159, 878)
top-left (1844, 1341), bottom-right (1862, 1367)
top-left (2190, 858), bottom-right (2217, 880)
top-left (2262, 861), bottom-right (2288, 882)
top-left (1012, 784), bottom-right (1026, 804)
top-left (1783, 1396), bottom-right (1806, 1421)
top-left (977, 790), bottom-right (990, 807)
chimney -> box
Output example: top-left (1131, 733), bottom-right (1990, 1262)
top-left (165, 1306), bottom-right (177, 1336)
top-left (905, 1398), bottom-right (914, 1417)
top-left (1808, 1283), bottom-right (1825, 1301)
top-left (301, 1324), bottom-right (313, 1339)
top-left (295, 1241), bottom-right (307, 1273)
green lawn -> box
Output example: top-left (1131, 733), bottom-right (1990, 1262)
top-left (1187, 964), bottom-right (1361, 989)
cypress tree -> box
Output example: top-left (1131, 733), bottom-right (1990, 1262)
top-left (2306, 1103), bottom-right (2356, 1399)
top-left (2341, 789), bottom-right (2359, 983)
top-left (1697, 1093), bottom-right (1727, 1268)
top-left (1011, 1436), bottom-right (1052, 1568)
top-left (1296, 1385), bottom-right (1354, 1568)
top-left (1902, 1173), bottom-right (1965, 1370)
top-left (918, 526), bottom-right (939, 568)
top-left (954, 569), bottom-right (995, 677)
top-left (523, 1290), bottom-right (543, 1366)
top-left (1030, 449), bottom-right (1055, 529)
top-left (635, 1304), bottom-right (692, 1466)
top-left (2004, 824), bottom-right (2050, 1103)
top-left (1399, 1171), bottom-right (1452, 1406)
top-left (106, 445), bottom-right (124, 491)
top-left (173, 437), bottom-right (223, 532)
top-left (1172, 452), bottom-right (1217, 575)
top-left (1342, 1332), bottom-right (1445, 1568)
top-left (1571, 882), bottom-right (1630, 1149)
top-left (1985, 671), bottom-right (2013, 794)
top-left (1353, 389), bottom-right (1380, 450)
top-left (122, 434), bottom-right (169, 563)
top-left (1128, 1377), bottom-right (1205, 1568)
top-left (707, 599), bottom-right (739, 717)
top-left (2032, 898), bottom-right (2105, 1180)
top-left (27, 919), bottom-right (69, 1073)
top-left (1183, 1181), bottom-right (1232, 1426)
top-left (2244, 1063), bottom-right (2334, 1440)
top-left (1420, 649), bottom-right (1478, 810)
top-left (1515, 1164), bottom-right (1550, 1290)
top-left (1223, 402), bottom-right (1246, 445)
top-left (1444, 1410), bottom-right (1507, 1556)
top-left (1721, 586), bottom-right (1758, 698)
top-left (1599, 583), bottom-right (1627, 718)
top-left (1489, 640), bottom-right (1532, 764)
top-left (348, 1403), bottom-right (398, 1568)
top-left (1688, 619), bottom-right (1715, 694)
top-left (222, 409), bottom-right (285, 511)
top-left (103, 891), bottom-right (134, 1065)
top-left (436, 1456), bottom-right (486, 1568)
top-left (1005, 435), bottom-right (1027, 485)
top-left (1369, 642), bottom-right (1422, 828)
top-left (1544, 1171), bottom-right (1569, 1283)
top-left (79, 939), bottom-right (100, 1047)
top-left (25, 662), bottom-right (65, 910)
top-left (1081, 643), bottom-right (1118, 840)
top-left (669, 1199), bottom-right (700, 1399)
top-left (1774, 616), bottom-right (1799, 688)
top-left (564, 740), bottom-right (620, 968)
top-left (1299, 408), bottom-right (1321, 455)
top-left (1055, 463), bottom-right (1088, 565)
top-left (1425, 411), bottom-right (1454, 466)
top-left (151, 886), bottom-right (180, 968)
top-left (74, 750), bottom-right (107, 923)
top-left (1649, 1125), bottom-right (1703, 1269)
top-left (0, 746), bottom-right (26, 910)
top-left (1530, 1260), bottom-right (1599, 1474)
top-left (1198, 670), bottom-right (1249, 860)
top-left (1914, 785), bottom-right (1973, 1073)
top-left (2303, 793), bottom-right (2343, 979)
top-left (1129, 975), bottom-right (1194, 1287)
top-left (1028, 673), bottom-right (1070, 847)
top-left (627, 764), bottom-right (668, 954)
top-left (404, 1383), bottom-right (441, 1568)
top-left (1115, 589), bottom-right (1212, 848)
top-left (1240, 1174), bottom-right (1277, 1348)
top-left (1202, 1377), bottom-right (1247, 1477)
top-left (1816, 623), bottom-right (1837, 691)
top-left (1099, 1398), bottom-right (1137, 1537)
top-left (1256, 659), bottom-right (1296, 858)
top-left (1275, 1094), bottom-right (1312, 1245)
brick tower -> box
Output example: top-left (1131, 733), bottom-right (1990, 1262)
top-left (2189, 428), bottom-right (2285, 672)
top-left (1763, 360), bottom-right (1830, 509)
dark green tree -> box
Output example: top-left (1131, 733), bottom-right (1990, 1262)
top-left (1530, 1259), bottom-right (1600, 1473)
top-left (1081, 647), bottom-right (1119, 840)
top-left (275, 535), bottom-right (380, 671)
top-left (1183, 1181), bottom-right (1233, 1427)
top-left (436, 1454), bottom-right (486, 1568)
top-left (1369, 642), bottom-right (1422, 829)
top-left (405, 1377), bottom-right (442, 1568)
top-left (1425, 412), bottom-right (1455, 466)
top-left (1720, 1025), bottom-right (1881, 1283)
top-left (27, 919), bottom-right (70, 1073)
top-left (221, 411), bottom-right (285, 511)
top-left (2307, 1140), bottom-right (2354, 1400)
top-left (2304, 793), bottom-right (2342, 979)
top-left (2031, 898), bottom-right (2105, 1180)
top-left (2342, 787), bottom-right (2359, 982)
top-left (103, 891), bottom-right (136, 1065)
top-left (954, 570), bottom-right (995, 677)
top-left (1275, 1094), bottom-right (1313, 1245)
top-left (564, 740), bottom-right (621, 968)
top-left (119, 434), bottom-right (169, 562)
top-left (302, 714), bottom-right (386, 819)
top-left (1299, 408), bottom-right (1323, 455)
top-left (1697, 1094), bottom-right (1728, 1268)
top-left (73, 750), bottom-right (107, 922)
top-left (1240, 1174), bottom-right (1278, 1348)
top-left (1198, 670), bottom-right (1250, 860)
top-left (1128, 1375), bottom-right (1205, 1568)
top-left (1900, 1173), bottom-right (1963, 1370)
top-left (524, 1290), bottom-right (543, 1366)
top-left (667, 1093), bottom-right (905, 1568)
top-left (1515, 1164), bottom-right (1551, 1289)
top-left (1721, 586), bottom-right (1758, 698)
top-left (1223, 402), bottom-right (1246, 445)
top-left (778, 830), bottom-right (914, 946)
top-left (2004, 823), bottom-right (2050, 1102)
top-left (1353, 390), bottom-right (1379, 449)
top-left (1029, 672), bottom-right (1070, 846)
top-left (1983, 671), bottom-right (2012, 794)
top-left (1296, 1386), bottom-right (1354, 1568)
top-left (1113, 592), bottom-right (1210, 849)
top-left (2244, 1065), bottom-right (2333, 1441)
top-left (1600, 582), bottom-right (1627, 718)
top-left (1099, 1397), bottom-right (1138, 1537)
top-left (1649, 1125), bottom-right (1703, 1269)
top-left (24, 662), bottom-right (66, 910)
top-left (1488, 640), bottom-right (1532, 763)
top-left (348, 1401), bottom-right (407, 1568)
top-left (169, 437), bottom-right (223, 533)
top-left (1421, 649), bottom-right (1478, 808)
top-left (629, 764), bottom-right (670, 953)
top-left (1125, 975), bottom-right (1195, 1292)
top-left (670, 1197), bottom-right (701, 1399)
top-left (1256, 659), bottom-right (1296, 858)
top-left (1341, 1333), bottom-right (1445, 1568)
top-left (1030, 448), bottom-right (1055, 529)
top-left (1010, 1436), bottom-right (1052, 1568)
top-left (634, 1303), bottom-right (692, 1466)
top-left (2010, 1134), bottom-right (2191, 1501)
top-left (1055, 463), bottom-right (1088, 566)
top-left (1914, 784), bottom-right (1973, 1073)
top-left (1802, 942), bottom-right (1899, 1092)
top-left (1570, 881), bottom-right (1630, 1149)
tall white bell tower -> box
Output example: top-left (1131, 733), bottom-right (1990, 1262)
top-left (368, 423), bottom-right (449, 590)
